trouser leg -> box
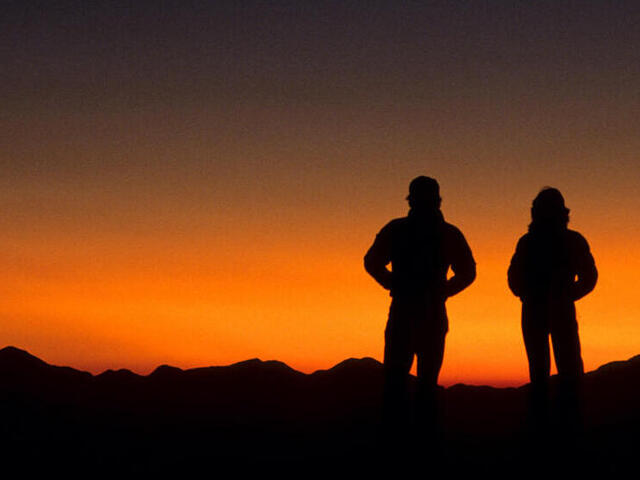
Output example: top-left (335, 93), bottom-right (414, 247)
top-left (521, 306), bottom-right (551, 427)
top-left (550, 311), bottom-right (584, 436)
top-left (520, 304), bottom-right (553, 472)
top-left (382, 303), bottom-right (414, 430)
top-left (415, 332), bottom-right (446, 432)
top-left (382, 364), bottom-right (412, 426)
top-left (381, 311), bottom-right (414, 469)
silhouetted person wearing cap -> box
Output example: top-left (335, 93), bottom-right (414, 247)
top-left (508, 188), bottom-right (597, 441)
top-left (364, 176), bottom-right (476, 445)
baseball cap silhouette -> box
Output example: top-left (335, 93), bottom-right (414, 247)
top-left (407, 176), bottom-right (441, 207)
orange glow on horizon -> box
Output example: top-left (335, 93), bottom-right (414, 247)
top-left (1, 218), bottom-right (638, 387)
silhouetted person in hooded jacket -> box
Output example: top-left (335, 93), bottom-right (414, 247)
top-left (508, 188), bottom-right (597, 434)
top-left (364, 176), bottom-right (476, 438)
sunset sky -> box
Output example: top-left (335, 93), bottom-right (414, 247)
top-left (2, 0), bottom-right (639, 386)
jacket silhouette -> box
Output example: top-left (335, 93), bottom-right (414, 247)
top-left (365, 176), bottom-right (475, 432)
top-left (508, 188), bottom-right (597, 430)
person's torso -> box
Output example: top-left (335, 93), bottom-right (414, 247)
top-left (521, 229), bottom-right (581, 300)
top-left (387, 216), bottom-right (452, 298)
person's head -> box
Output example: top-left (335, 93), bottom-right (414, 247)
top-left (407, 176), bottom-right (441, 211)
top-left (530, 187), bottom-right (570, 230)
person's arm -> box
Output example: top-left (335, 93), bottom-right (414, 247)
top-left (444, 227), bottom-right (476, 298)
top-left (507, 236), bottom-right (526, 299)
top-left (571, 233), bottom-right (598, 301)
top-left (364, 224), bottom-right (393, 290)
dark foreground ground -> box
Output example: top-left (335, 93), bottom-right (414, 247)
top-left (1, 346), bottom-right (639, 477)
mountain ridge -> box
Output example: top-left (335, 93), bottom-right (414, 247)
top-left (2, 345), bottom-right (639, 389)
top-left (1, 344), bottom-right (639, 475)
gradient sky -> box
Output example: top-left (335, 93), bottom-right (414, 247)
top-left (1, 0), bottom-right (639, 385)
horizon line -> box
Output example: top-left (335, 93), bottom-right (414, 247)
top-left (3, 344), bottom-right (636, 390)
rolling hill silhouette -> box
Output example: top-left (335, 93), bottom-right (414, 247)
top-left (1, 346), bottom-right (639, 475)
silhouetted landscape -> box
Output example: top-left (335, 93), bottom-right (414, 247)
top-left (1, 346), bottom-right (639, 476)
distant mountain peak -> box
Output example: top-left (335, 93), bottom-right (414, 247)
top-left (97, 368), bottom-right (140, 379)
top-left (230, 358), bottom-right (263, 367)
top-left (592, 354), bottom-right (640, 375)
top-left (150, 364), bottom-right (184, 378)
top-left (0, 345), bottom-right (39, 357)
top-left (327, 357), bottom-right (382, 371)
top-left (227, 358), bottom-right (302, 374)
top-left (0, 345), bottom-right (48, 367)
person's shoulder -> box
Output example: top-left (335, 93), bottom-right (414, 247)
top-left (566, 229), bottom-right (590, 248)
top-left (517, 232), bottom-right (531, 243)
top-left (442, 222), bottom-right (474, 251)
top-left (567, 229), bottom-right (586, 240)
top-left (442, 221), bottom-right (467, 239)
top-left (381, 216), bottom-right (408, 230)
top-left (507, 232), bottom-right (530, 252)
top-left (376, 217), bottom-right (407, 237)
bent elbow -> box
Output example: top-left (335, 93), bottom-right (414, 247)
top-left (583, 263), bottom-right (598, 293)
top-left (461, 264), bottom-right (476, 289)
top-left (507, 263), bottom-right (523, 298)
top-left (507, 272), bottom-right (517, 296)
top-left (588, 266), bottom-right (599, 293)
top-left (468, 264), bottom-right (477, 285)
top-left (363, 253), bottom-right (374, 275)
top-left (364, 252), bottom-right (383, 279)
top-left (507, 279), bottom-right (521, 298)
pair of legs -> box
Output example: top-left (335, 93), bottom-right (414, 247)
top-left (383, 298), bottom-right (446, 431)
top-left (521, 300), bottom-right (584, 431)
